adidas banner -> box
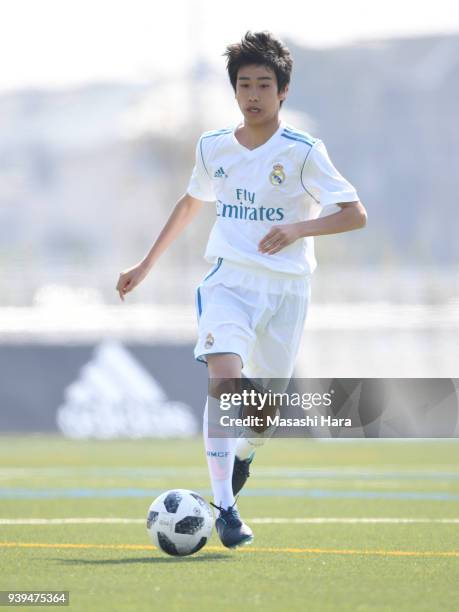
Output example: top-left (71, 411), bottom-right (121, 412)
top-left (0, 340), bottom-right (206, 438)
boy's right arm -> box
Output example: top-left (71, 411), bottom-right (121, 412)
top-left (116, 192), bottom-right (204, 301)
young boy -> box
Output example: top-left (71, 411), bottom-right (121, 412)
top-left (116, 31), bottom-right (367, 550)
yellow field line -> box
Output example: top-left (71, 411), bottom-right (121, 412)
top-left (1, 541), bottom-right (459, 557)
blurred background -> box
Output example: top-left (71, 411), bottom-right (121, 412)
top-left (0, 0), bottom-right (458, 437)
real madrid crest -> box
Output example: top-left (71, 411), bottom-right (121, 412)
top-left (205, 332), bottom-right (215, 349)
top-left (269, 163), bottom-right (286, 186)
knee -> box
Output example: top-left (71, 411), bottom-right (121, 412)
top-left (208, 377), bottom-right (240, 399)
top-left (207, 354), bottom-right (242, 399)
top-left (207, 353), bottom-right (242, 379)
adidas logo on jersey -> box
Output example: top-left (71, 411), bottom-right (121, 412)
top-left (214, 167), bottom-right (228, 178)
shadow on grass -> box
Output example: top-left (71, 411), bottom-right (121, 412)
top-left (52, 553), bottom-right (231, 565)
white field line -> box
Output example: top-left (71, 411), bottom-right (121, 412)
top-left (1, 467), bottom-right (459, 478)
top-left (1, 517), bottom-right (459, 525)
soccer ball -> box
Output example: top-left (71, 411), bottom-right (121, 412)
top-left (146, 489), bottom-right (214, 556)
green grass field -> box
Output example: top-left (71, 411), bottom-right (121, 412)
top-left (1, 436), bottom-right (459, 611)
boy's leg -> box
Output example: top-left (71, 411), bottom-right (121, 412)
top-left (232, 378), bottom-right (282, 494)
top-left (235, 285), bottom-right (310, 470)
top-left (234, 376), bottom-right (282, 461)
top-left (204, 353), bottom-right (253, 548)
top-left (205, 353), bottom-right (241, 509)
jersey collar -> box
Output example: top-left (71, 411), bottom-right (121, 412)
top-left (231, 120), bottom-right (286, 156)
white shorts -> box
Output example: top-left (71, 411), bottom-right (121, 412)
top-left (194, 258), bottom-right (311, 379)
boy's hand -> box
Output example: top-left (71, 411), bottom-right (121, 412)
top-left (258, 223), bottom-right (301, 255)
top-left (116, 262), bottom-right (149, 301)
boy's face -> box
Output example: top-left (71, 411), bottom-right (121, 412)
top-left (235, 64), bottom-right (287, 125)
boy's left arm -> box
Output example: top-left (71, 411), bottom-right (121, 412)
top-left (258, 201), bottom-right (367, 255)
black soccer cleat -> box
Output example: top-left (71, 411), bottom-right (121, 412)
top-left (211, 502), bottom-right (254, 549)
top-left (232, 452), bottom-right (255, 495)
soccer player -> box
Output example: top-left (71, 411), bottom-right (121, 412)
top-left (116, 31), bottom-right (367, 549)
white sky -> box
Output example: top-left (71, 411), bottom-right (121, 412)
top-left (1, 0), bottom-right (459, 91)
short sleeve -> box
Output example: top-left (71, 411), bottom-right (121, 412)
top-left (301, 140), bottom-right (359, 208)
top-left (186, 137), bottom-right (216, 202)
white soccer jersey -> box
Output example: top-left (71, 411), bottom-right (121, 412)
top-left (186, 120), bottom-right (359, 276)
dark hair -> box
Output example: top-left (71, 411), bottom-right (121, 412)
top-left (224, 31), bottom-right (293, 94)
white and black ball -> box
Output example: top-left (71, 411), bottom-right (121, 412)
top-left (146, 489), bottom-right (213, 556)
